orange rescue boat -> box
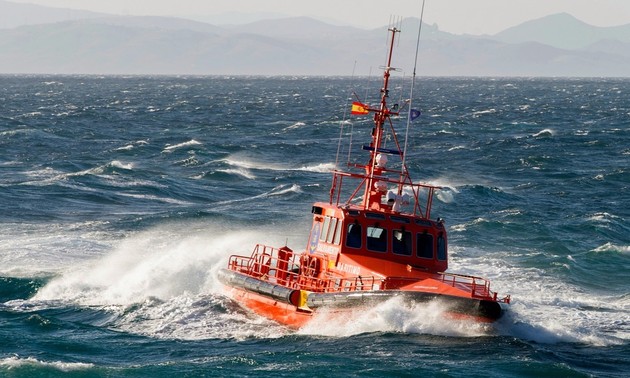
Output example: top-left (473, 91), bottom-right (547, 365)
top-left (218, 26), bottom-right (510, 329)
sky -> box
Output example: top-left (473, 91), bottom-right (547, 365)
top-left (8, 0), bottom-right (630, 35)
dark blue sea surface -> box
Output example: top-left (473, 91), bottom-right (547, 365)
top-left (1, 75), bottom-right (628, 377)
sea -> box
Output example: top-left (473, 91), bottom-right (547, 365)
top-left (0, 75), bottom-right (628, 377)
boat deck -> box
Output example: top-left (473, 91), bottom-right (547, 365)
top-left (226, 244), bottom-right (510, 303)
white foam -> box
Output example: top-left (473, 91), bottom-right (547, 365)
top-left (449, 250), bottom-right (630, 346)
top-left (0, 221), bottom-right (113, 277)
top-left (116, 192), bottom-right (192, 206)
top-left (21, 161), bottom-right (134, 186)
top-left (109, 160), bottom-right (133, 170)
top-left (586, 212), bottom-right (620, 223)
top-left (110, 293), bottom-right (289, 341)
top-left (212, 184), bottom-right (302, 208)
top-left (299, 296), bottom-right (492, 337)
top-left (30, 221), bottom-right (297, 304)
top-left (283, 121), bottom-right (306, 131)
top-left (267, 184), bottom-right (302, 196)
top-left (217, 168), bottom-right (256, 180)
top-left (222, 156), bottom-right (334, 174)
top-left (0, 356), bottom-right (93, 372)
top-left (296, 163), bottom-right (336, 173)
top-left (26, 221), bottom-right (299, 340)
top-left (114, 144), bottom-right (135, 151)
top-left (163, 139), bottom-right (202, 152)
top-left (472, 108), bottom-right (496, 117)
top-left (532, 128), bottom-right (554, 137)
top-left (447, 145), bottom-right (467, 151)
top-left (594, 243), bottom-right (630, 254)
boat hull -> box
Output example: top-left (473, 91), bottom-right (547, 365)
top-left (218, 269), bottom-right (506, 328)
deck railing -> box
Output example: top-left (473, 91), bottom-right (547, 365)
top-left (226, 244), bottom-right (510, 303)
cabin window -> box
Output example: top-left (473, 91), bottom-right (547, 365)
top-left (346, 222), bottom-right (362, 248)
top-left (416, 232), bottom-right (434, 259)
top-left (320, 216), bottom-right (330, 242)
top-left (367, 226), bottom-right (387, 253)
top-left (437, 234), bottom-right (447, 261)
top-left (391, 215), bottom-right (410, 224)
top-left (366, 212), bottom-right (386, 220)
top-left (392, 229), bottom-right (412, 256)
top-left (326, 218), bottom-right (338, 244)
top-left (333, 219), bottom-right (343, 245)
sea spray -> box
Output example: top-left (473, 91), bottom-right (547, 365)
top-left (299, 296), bottom-right (492, 338)
top-left (32, 222), bottom-right (286, 306)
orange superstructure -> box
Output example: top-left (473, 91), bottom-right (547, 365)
top-left (218, 26), bottom-right (510, 328)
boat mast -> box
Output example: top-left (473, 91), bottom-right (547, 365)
top-left (363, 26), bottom-right (400, 210)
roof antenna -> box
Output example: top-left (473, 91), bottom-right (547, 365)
top-left (400, 0), bottom-right (426, 192)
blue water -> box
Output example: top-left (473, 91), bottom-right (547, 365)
top-left (1, 75), bottom-right (628, 377)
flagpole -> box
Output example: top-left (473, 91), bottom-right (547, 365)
top-left (400, 0), bottom-right (426, 193)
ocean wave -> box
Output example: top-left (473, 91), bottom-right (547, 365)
top-left (211, 184), bottom-right (303, 208)
top-left (216, 168), bottom-right (256, 180)
top-left (586, 212), bottom-right (621, 223)
top-left (116, 193), bottom-right (192, 206)
top-left (422, 178), bottom-right (461, 193)
top-left (162, 139), bottom-right (202, 152)
top-left (222, 157), bottom-right (277, 171)
top-left (449, 217), bottom-right (488, 232)
top-left (20, 161), bottom-right (134, 186)
top-left (267, 184), bottom-right (302, 196)
top-left (295, 163), bottom-right (335, 173)
top-left (22, 222), bottom-right (296, 340)
top-left (0, 128), bottom-right (34, 137)
top-left (435, 189), bottom-right (456, 203)
top-left (450, 250), bottom-right (628, 346)
top-left (111, 293), bottom-right (288, 341)
top-left (472, 108), bottom-right (497, 117)
top-left (222, 157), bottom-right (333, 174)
top-left (299, 296), bottom-right (492, 338)
top-left (532, 129), bottom-right (554, 138)
top-left (593, 242), bottom-right (630, 254)
top-left (31, 228), bottom-right (223, 306)
top-left (282, 121), bottom-right (306, 131)
top-left (175, 155), bottom-right (200, 167)
top-left (0, 356), bottom-right (94, 372)
top-left (114, 140), bottom-right (148, 151)
top-left (447, 145), bottom-right (467, 152)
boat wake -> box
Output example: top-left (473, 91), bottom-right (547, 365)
top-left (3, 222), bottom-right (292, 340)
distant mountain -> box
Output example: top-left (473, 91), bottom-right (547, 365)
top-left (583, 39), bottom-right (630, 58)
top-left (0, 0), bottom-right (104, 29)
top-left (0, 3), bottom-right (629, 77)
top-left (493, 12), bottom-right (630, 50)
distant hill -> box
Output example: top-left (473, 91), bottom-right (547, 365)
top-left (0, 1), bottom-right (629, 77)
top-left (493, 12), bottom-right (630, 50)
top-left (0, 0), bottom-right (104, 29)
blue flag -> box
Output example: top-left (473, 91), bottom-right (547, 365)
top-left (410, 109), bottom-right (422, 121)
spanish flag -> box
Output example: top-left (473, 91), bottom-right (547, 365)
top-left (351, 101), bottom-right (369, 115)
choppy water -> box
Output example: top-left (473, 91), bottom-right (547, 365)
top-left (1, 75), bottom-right (628, 377)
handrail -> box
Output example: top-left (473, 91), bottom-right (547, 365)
top-left (226, 244), bottom-right (509, 303)
top-left (329, 170), bottom-right (441, 218)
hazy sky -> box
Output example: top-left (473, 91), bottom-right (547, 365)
top-left (9, 0), bottom-right (630, 35)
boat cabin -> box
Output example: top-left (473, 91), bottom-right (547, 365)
top-left (307, 202), bottom-right (448, 277)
